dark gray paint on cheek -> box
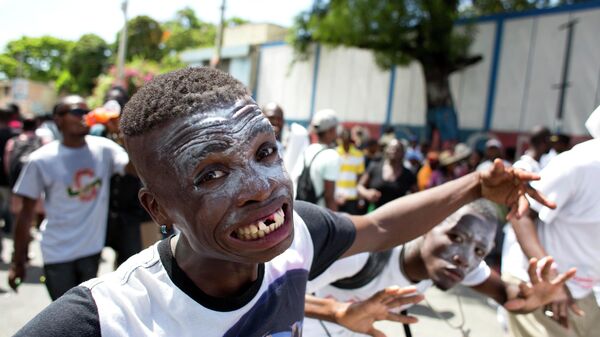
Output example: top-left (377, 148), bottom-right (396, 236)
top-left (443, 215), bottom-right (495, 271)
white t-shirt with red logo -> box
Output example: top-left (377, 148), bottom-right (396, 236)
top-left (14, 135), bottom-right (128, 264)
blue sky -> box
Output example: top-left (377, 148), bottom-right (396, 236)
top-left (0, 0), bottom-right (313, 50)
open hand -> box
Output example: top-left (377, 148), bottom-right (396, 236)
top-left (336, 286), bottom-right (423, 337)
top-left (480, 159), bottom-right (556, 220)
top-left (504, 257), bottom-right (577, 316)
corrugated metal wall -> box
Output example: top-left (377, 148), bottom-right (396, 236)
top-left (255, 3), bottom-right (600, 137)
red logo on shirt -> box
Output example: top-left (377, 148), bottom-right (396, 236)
top-left (67, 168), bottom-right (102, 202)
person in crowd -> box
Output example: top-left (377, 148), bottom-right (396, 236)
top-left (0, 107), bottom-right (17, 257)
top-left (362, 138), bottom-right (382, 169)
top-left (336, 128), bottom-right (365, 214)
top-left (507, 109), bottom-right (600, 337)
top-left (540, 133), bottom-right (572, 168)
top-left (8, 95), bottom-right (132, 300)
top-left (417, 151), bottom-right (439, 191)
top-left (477, 138), bottom-right (511, 171)
top-left (91, 86), bottom-right (151, 267)
top-left (358, 139), bottom-right (416, 211)
top-left (13, 67), bottom-right (553, 336)
top-left (299, 109), bottom-right (341, 210)
top-left (303, 199), bottom-right (575, 337)
top-left (4, 118), bottom-right (45, 231)
top-left (261, 102), bottom-right (286, 155)
top-left (468, 149), bottom-right (484, 173)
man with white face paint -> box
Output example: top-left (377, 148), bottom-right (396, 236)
top-left (304, 200), bottom-right (573, 337)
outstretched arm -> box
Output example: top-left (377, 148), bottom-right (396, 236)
top-left (305, 286), bottom-right (423, 337)
top-left (344, 160), bottom-right (555, 257)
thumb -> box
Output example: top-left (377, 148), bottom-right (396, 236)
top-left (503, 298), bottom-right (525, 312)
top-left (367, 327), bottom-right (387, 337)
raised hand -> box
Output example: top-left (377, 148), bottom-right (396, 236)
top-left (335, 286), bottom-right (423, 337)
top-left (503, 257), bottom-right (577, 316)
top-left (479, 159), bottom-right (556, 220)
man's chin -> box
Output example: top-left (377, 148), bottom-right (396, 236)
top-left (432, 278), bottom-right (456, 291)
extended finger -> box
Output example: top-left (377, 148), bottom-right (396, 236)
top-left (558, 302), bottom-right (569, 329)
top-left (512, 168), bottom-right (541, 182)
top-left (516, 193), bottom-right (530, 219)
top-left (550, 268), bottom-right (576, 286)
top-left (506, 205), bottom-right (519, 221)
top-left (570, 302), bottom-right (585, 317)
top-left (540, 257), bottom-right (554, 281)
top-left (381, 286), bottom-right (417, 305)
top-left (386, 311), bottom-right (419, 324)
top-left (551, 302), bottom-right (561, 323)
top-left (524, 184), bottom-right (557, 210)
top-left (385, 294), bottom-right (424, 309)
top-left (528, 258), bottom-right (541, 284)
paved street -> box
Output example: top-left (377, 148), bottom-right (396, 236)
top-left (1, 236), bottom-right (507, 337)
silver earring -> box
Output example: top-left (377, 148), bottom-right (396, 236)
top-left (160, 224), bottom-right (168, 235)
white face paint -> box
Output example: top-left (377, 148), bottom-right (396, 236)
top-left (137, 99), bottom-right (295, 264)
top-left (421, 207), bottom-right (496, 290)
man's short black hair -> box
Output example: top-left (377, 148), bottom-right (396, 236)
top-left (121, 67), bottom-right (250, 137)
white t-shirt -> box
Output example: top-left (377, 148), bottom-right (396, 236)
top-left (299, 143), bottom-right (341, 207)
top-left (304, 246), bottom-right (491, 337)
top-left (13, 136), bottom-right (128, 264)
top-left (14, 202), bottom-right (357, 337)
top-left (527, 139), bottom-right (600, 302)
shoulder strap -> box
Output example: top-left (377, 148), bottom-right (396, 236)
top-left (331, 249), bottom-right (394, 289)
top-left (304, 146), bottom-right (329, 169)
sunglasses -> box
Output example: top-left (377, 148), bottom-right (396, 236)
top-left (59, 108), bottom-right (89, 117)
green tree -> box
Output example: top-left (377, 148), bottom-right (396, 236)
top-left (291, 0), bottom-right (573, 144)
top-left (120, 15), bottom-right (164, 61)
top-left (59, 34), bottom-right (110, 95)
top-left (0, 36), bottom-right (72, 82)
top-left (162, 7), bottom-right (216, 53)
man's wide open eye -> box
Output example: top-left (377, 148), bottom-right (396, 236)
top-left (195, 170), bottom-right (227, 185)
top-left (475, 247), bottom-right (486, 258)
top-left (257, 144), bottom-right (277, 161)
top-left (448, 233), bottom-right (463, 244)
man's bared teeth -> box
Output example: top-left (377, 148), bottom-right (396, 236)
top-left (235, 208), bottom-right (286, 241)
top-left (258, 222), bottom-right (268, 231)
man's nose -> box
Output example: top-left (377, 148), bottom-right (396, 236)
top-left (452, 253), bottom-right (468, 268)
top-left (236, 168), bottom-right (274, 206)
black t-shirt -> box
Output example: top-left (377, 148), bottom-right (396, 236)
top-left (14, 201), bottom-right (356, 336)
top-left (367, 161), bottom-right (416, 208)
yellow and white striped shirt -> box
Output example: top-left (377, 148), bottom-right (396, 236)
top-left (336, 145), bottom-right (365, 200)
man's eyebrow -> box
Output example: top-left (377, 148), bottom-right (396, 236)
top-left (247, 119), bottom-right (275, 139)
top-left (191, 142), bottom-right (231, 160)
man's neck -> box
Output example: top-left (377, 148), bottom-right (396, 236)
top-left (61, 134), bottom-right (86, 148)
top-left (173, 234), bottom-right (260, 298)
top-left (401, 239), bottom-right (428, 283)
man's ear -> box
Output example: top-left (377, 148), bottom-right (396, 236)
top-left (139, 187), bottom-right (171, 226)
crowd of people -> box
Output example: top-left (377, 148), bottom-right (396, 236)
top-left (1, 66), bottom-right (598, 337)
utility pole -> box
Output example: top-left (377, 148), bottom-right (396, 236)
top-left (211, 0), bottom-right (226, 68)
top-left (116, 0), bottom-right (129, 85)
top-left (554, 18), bottom-right (578, 133)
